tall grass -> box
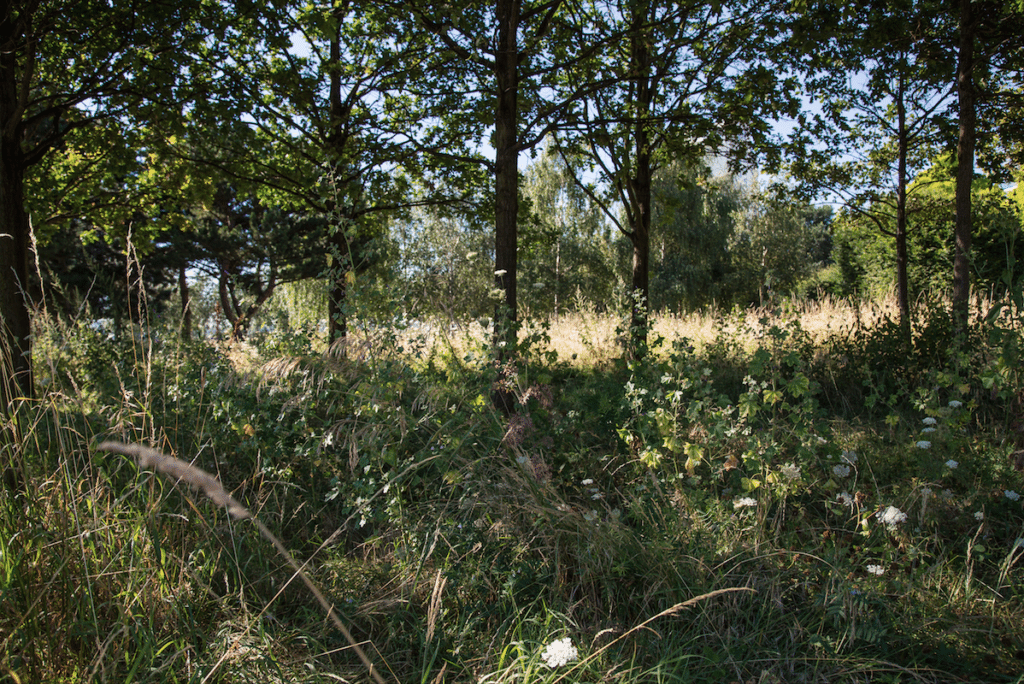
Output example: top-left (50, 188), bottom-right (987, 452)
top-left (3, 288), bottom-right (1024, 683)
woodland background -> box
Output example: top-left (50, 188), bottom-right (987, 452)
top-left (3, 0), bottom-right (1024, 682)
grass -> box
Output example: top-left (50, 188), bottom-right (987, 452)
top-left (3, 292), bottom-right (1024, 683)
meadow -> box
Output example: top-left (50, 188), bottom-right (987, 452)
top-left (3, 293), bottom-right (1024, 683)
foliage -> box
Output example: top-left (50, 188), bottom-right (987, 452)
top-left (6, 292), bottom-right (1024, 682)
top-left (833, 154), bottom-right (1022, 299)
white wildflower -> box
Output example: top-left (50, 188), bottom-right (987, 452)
top-left (945, 459), bottom-right (958, 469)
top-left (1005, 490), bottom-right (1021, 501)
top-left (877, 505), bottom-right (908, 528)
top-left (781, 463), bottom-right (801, 480)
top-left (832, 464), bottom-right (851, 478)
top-left (921, 427), bottom-right (936, 433)
top-left (581, 478), bottom-right (594, 486)
top-left (948, 400), bottom-right (963, 408)
top-left (541, 638), bottom-right (578, 668)
top-left (837, 491), bottom-right (855, 508)
top-left (974, 511), bottom-right (985, 521)
top-left (733, 497), bottom-right (757, 509)
top-left (916, 441), bottom-right (932, 449)
top-left (494, 269), bottom-right (508, 277)
top-left (866, 564), bottom-right (885, 576)
top-left (922, 417), bottom-right (938, 426)
top-left (841, 450), bottom-right (858, 464)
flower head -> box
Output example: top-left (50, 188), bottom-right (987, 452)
top-left (1005, 490), bottom-right (1021, 502)
top-left (837, 491), bottom-right (855, 508)
top-left (841, 450), bottom-right (858, 465)
top-left (974, 511), bottom-right (985, 521)
top-left (922, 417), bottom-right (938, 426)
top-left (733, 496), bottom-right (757, 509)
top-left (494, 269), bottom-right (508, 277)
top-left (921, 427), bottom-right (936, 433)
top-left (541, 638), bottom-right (578, 668)
top-left (832, 464), bottom-right (851, 478)
top-left (948, 400), bottom-right (963, 409)
top-left (866, 564), bottom-right (885, 576)
top-left (877, 505), bottom-right (908, 528)
top-left (781, 463), bottom-right (801, 480)
top-left (945, 459), bottom-right (958, 469)
top-left (916, 441), bottom-right (932, 449)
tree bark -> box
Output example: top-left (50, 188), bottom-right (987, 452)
top-left (494, 0), bottom-right (520, 346)
top-left (953, 0), bottom-right (975, 327)
top-left (626, 12), bottom-right (653, 359)
top-left (179, 265), bottom-right (192, 342)
top-left (327, 16), bottom-right (353, 346)
top-left (895, 69), bottom-right (911, 343)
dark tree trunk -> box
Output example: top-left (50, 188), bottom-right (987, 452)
top-left (953, 0), bottom-right (975, 327)
top-left (626, 14), bottom-right (652, 359)
top-left (895, 70), bottom-right (911, 343)
top-left (494, 0), bottom-right (520, 345)
top-left (328, 227), bottom-right (349, 344)
top-left (490, 0), bottom-right (520, 414)
top-left (327, 17), bottom-right (352, 347)
top-left (1, 13), bottom-right (32, 481)
top-left (179, 265), bottom-right (192, 342)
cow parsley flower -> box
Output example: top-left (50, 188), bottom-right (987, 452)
top-left (916, 441), bottom-right (932, 449)
top-left (922, 417), bottom-right (938, 426)
top-left (541, 637), bottom-right (578, 668)
top-left (945, 459), bottom-right (958, 469)
top-left (974, 511), bottom-right (985, 521)
top-left (1005, 490), bottom-right (1021, 502)
top-left (948, 400), bottom-right (963, 409)
top-left (781, 463), bottom-right (801, 480)
top-left (837, 491), bottom-right (855, 508)
top-left (866, 564), bottom-right (885, 576)
top-left (733, 497), bottom-right (757, 509)
top-left (581, 478), bottom-right (594, 486)
top-left (832, 464), bottom-right (851, 478)
top-left (921, 427), bottom-right (936, 433)
top-left (877, 505), bottom-right (908, 528)
top-left (841, 450), bottom-right (859, 464)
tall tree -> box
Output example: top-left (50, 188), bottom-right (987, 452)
top-left (554, 0), bottom-right (797, 356)
top-left (785, 0), bottom-right (954, 339)
top-left (1, 0), bottom-right (220, 457)
top-left (950, 0), bottom-right (1024, 325)
top-left (173, 0), bottom-right (431, 344)
top-left (390, 0), bottom-right (618, 349)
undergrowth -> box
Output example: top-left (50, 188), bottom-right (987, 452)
top-left (2, 296), bottom-right (1024, 683)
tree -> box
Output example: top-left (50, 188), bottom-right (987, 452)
top-left (390, 0), bottom-right (618, 352)
top-left (520, 143), bottom-right (616, 317)
top-left (951, 0), bottom-right (1024, 325)
top-left (785, 0), bottom-right (954, 338)
top-left (729, 178), bottom-right (833, 306)
top-left (1, 0), bottom-right (222, 459)
top-left (187, 185), bottom-right (329, 341)
top-left (553, 0), bottom-right (798, 356)
top-left (174, 0), bottom-right (426, 344)
top-left (648, 160), bottom-right (741, 312)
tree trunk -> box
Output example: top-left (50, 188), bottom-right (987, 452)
top-left (1, 16), bottom-right (32, 480)
top-left (626, 14), bottom-right (653, 359)
top-left (953, 0), bottom-right (975, 327)
top-left (895, 69), bottom-right (912, 343)
top-left (327, 16), bottom-right (352, 347)
top-left (179, 265), bottom-right (192, 342)
top-left (490, 0), bottom-right (520, 414)
top-left (494, 0), bottom-right (520, 345)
